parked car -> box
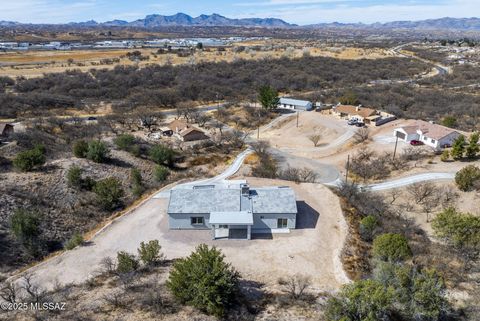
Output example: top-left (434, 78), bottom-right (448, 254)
top-left (410, 140), bottom-right (424, 146)
top-left (87, 116), bottom-right (97, 121)
top-left (355, 122), bottom-right (365, 127)
top-left (347, 119), bottom-right (358, 125)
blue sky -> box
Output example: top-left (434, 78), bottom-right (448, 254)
top-left (1, 0), bottom-right (479, 25)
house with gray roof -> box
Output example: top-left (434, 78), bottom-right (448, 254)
top-left (167, 180), bottom-right (297, 240)
top-left (278, 98), bottom-right (313, 111)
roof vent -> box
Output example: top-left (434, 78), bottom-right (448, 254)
top-left (241, 183), bottom-right (250, 196)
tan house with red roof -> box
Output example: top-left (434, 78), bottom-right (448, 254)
top-left (332, 104), bottom-right (377, 122)
top-left (394, 120), bottom-right (461, 150)
top-left (167, 119), bottom-right (209, 142)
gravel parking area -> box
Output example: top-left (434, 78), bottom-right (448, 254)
top-left (16, 178), bottom-right (349, 292)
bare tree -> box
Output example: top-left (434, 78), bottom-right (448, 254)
top-left (0, 282), bottom-right (17, 303)
top-left (21, 274), bottom-right (46, 303)
top-left (135, 108), bottom-right (164, 132)
top-left (251, 140), bottom-right (270, 156)
top-left (408, 182), bottom-right (438, 204)
top-left (308, 134), bottom-right (322, 147)
top-left (353, 127), bottom-right (370, 144)
top-left (278, 274), bottom-right (311, 300)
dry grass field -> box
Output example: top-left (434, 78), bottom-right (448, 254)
top-left (0, 40), bottom-right (389, 78)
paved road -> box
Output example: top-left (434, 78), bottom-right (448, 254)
top-left (326, 172), bottom-right (456, 191)
top-left (365, 172), bottom-right (456, 191)
top-left (390, 43), bottom-right (451, 76)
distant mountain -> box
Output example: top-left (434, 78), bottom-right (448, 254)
top-left (307, 17), bottom-right (480, 31)
top-left (0, 21), bottom-right (20, 27)
top-left (126, 13), bottom-right (294, 28)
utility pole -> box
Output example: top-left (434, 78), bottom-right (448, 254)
top-left (345, 154), bottom-right (350, 184)
top-left (257, 126), bottom-right (260, 139)
top-left (296, 111), bottom-right (299, 128)
top-left (393, 135), bottom-right (399, 160)
top-left (216, 93), bottom-right (220, 110)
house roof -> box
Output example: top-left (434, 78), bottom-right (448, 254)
top-left (0, 123), bottom-right (13, 133)
top-left (399, 120), bottom-right (459, 140)
top-left (279, 98), bottom-right (312, 107)
top-left (167, 183), bottom-right (297, 215)
top-left (168, 119), bottom-right (188, 131)
top-left (251, 187), bottom-right (298, 214)
top-left (334, 105), bottom-right (377, 118)
top-left (180, 126), bottom-right (207, 137)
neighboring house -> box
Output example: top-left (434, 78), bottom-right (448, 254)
top-left (278, 98), bottom-right (313, 111)
top-left (0, 123), bottom-right (14, 138)
top-left (332, 104), bottom-right (377, 122)
top-left (394, 120), bottom-right (461, 149)
top-left (167, 180), bottom-right (298, 240)
top-left (159, 126), bottom-right (173, 137)
top-left (332, 104), bottom-right (396, 126)
top-left (166, 119), bottom-right (209, 142)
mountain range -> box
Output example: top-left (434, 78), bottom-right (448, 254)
top-left (1, 14), bottom-right (480, 30)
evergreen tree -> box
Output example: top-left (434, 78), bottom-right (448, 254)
top-left (258, 85), bottom-right (279, 110)
top-left (465, 132), bottom-right (479, 159)
top-left (451, 135), bottom-right (466, 160)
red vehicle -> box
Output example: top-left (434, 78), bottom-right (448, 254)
top-left (410, 140), bottom-right (424, 146)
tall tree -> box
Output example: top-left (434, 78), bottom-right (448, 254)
top-left (258, 85), bottom-right (279, 110)
top-left (465, 132), bottom-right (480, 159)
top-left (451, 135), bottom-right (466, 160)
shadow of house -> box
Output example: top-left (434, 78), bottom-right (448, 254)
top-left (295, 201), bottom-right (319, 229)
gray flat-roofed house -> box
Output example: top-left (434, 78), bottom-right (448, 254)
top-left (167, 181), bottom-right (297, 240)
top-left (278, 98), bottom-right (313, 111)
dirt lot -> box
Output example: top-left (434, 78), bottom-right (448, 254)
top-left (14, 177), bottom-right (349, 293)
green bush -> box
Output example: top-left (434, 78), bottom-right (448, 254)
top-left (64, 232), bottom-right (84, 250)
top-left (154, 165), bottom-right (170, 182)
top-left (372, 233), bottom-right (412, 262)
top-left (66, 165), bottom-right (83, 188)
top-left (116, 251), bottom-right (139, 274)
top-left (441, 116), bottom-right (457, 128)
top-left (72, 140), bottom-right (88, 158)
top-left (455, 165), bottom-right (480, 191)
top-left (130, 168), bottom-right (142, 186)
top-left (149, 145), bottom-right (176, 166)
top-left (129, 144), bottom-right (142, 157)
top-left (258, 85), bottom-right (280, 110)
top-left (138, 240), bottom-right (164, 266)
top-left (359, 215), bottom-right (378, 241)
top-left (114, 134), bottom-right (135, 151)
top-left (432, 208), bottom-right (480, 251)
top-left (325, 279), bottom-right (394, 321)
top-left (372, 262), bottom-right (449, 320)
top-left (93, 177), bottom-right (124, 210)
top-left (13, 145), bottom-right (46, 172)
top-left (10, 208), bottom-right (40, 243)
top-left (86, 140), bottom-right (110, 163)
top-left (166, 244), bottom-right (240, 317)
top-left (440, 149), bottom-right (450, 162)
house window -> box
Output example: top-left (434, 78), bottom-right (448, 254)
top-left (431, 139), bottom-right (436, 144)
top-left (277, 218), bottom-right (288, 229)
top-left (191, 217), bottom-right (204, 225)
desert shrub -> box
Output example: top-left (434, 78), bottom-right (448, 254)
top-left (440, 149), bottom-right (450, 162)
top-left (114, 134), bottom-right (135, 151)
top-left (359, 215), bottom-right (378, 242)
top-left (325, 279), bottom-right (394, 321)
top-left (138, 240), bottom-right (164, 266)
top-left (13, 145), bottom-right (46, 172)
top-left (64, 232), bottom-right (84, 250)
top-left (154, 165), bottom-right (170, 182)
top-left (86, 140), bottom-right (110, 163)
top-left (66, 165), bottom-right (83, 188)
top-left (72, 140), bottom-right (88, 158)
top-left (10, 209), bottom-right (40, 243)
top-left (278, 274), bottom-right (311, 300)
top-left (130, 168), bottom-right (144, 197)
top-left (166, 244), bottom-right (240, 317)
top-left (465, 132), bottom-right (480, 159)
top-left (432, 208), bottom-right (480, 254)
top-left (116, 251), bottom-right (139, 274)
top-left (455, 165), bottom-right (480, 191)
top-left (373, 262), bottom-right (450, 320)
top-left (93, 177), bottom-right (124, 210)
top-left (441, 116), bottom-right (457, 128)
top-left (372, 233), bottom-right (412, 262)
top-left (149, 145), bottom-right (176, 166)
top-left (451, 135), bottom-right (466, 160)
